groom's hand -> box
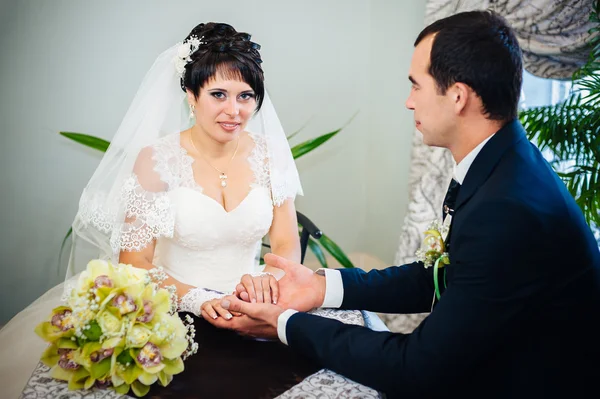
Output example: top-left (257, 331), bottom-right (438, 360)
top-left (203, 295), bottom-right (282, 339)
top-left (263, 253), bottom-right (326, 312)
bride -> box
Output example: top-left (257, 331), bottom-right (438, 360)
top-left (0, 22), bottom-right (303, 398)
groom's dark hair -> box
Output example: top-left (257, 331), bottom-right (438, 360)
top-left (415, 10), bottom-right (522, 122)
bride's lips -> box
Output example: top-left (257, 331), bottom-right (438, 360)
top-left (218, 122), bottom-right (241, 132)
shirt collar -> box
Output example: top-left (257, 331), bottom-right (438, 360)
top-left (453, 134), bottom-right (495, 184)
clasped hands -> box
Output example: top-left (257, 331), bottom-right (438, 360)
top-left (200, 253), bottom-right (326, 339)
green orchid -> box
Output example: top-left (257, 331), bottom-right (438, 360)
top-left (76, 341), bottom-right (114, 389)
top-left (108, 317), bottom-right (185, 397)
top-left (35, 260), bottom-right (195, 397)
top-left (147, 312), bottom-right (189, 360)
top-left (34, 306), bottom-right (75, 343)
top-left (39, 344), bottom-right (90, 391)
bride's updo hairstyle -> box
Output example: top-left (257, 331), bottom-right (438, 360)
top-left (180, 22), bottom-right (265, 111)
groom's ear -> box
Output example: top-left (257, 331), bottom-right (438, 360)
top-left (450, 82), bottom-right (471, 115)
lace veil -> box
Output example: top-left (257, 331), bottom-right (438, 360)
top-left (65, 42), bottom-right (302, 279)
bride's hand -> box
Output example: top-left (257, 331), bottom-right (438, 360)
top-left (200, 298), bottom-right (242, 320)
top-left (235, 273), bottom-right (279, 304)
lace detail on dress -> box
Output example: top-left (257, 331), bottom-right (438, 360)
top-left (76, 189), bottom-right (114, 234)
top-left (178, 288), bottom-right (226, 316)
top-left (112, 133), bottom-right (198, 253)
top-left (247, 132), bottom-right (271, 193)
top-left (270, 172), bottom-right (300, 207)
top-left (111, 175), bottom-right (175, 253)
top-left (150, 133), bottom-right (200, 192)
top-left (179, 151), bottom-right (202, 192)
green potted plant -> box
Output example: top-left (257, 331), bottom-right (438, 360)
top-left (519, 3), bottom-right (600, 239)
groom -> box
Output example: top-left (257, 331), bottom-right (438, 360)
top-left (206, 10), bottom-right (600, 398)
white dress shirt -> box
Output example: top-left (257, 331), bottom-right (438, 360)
top-left (277, 134), bottom-right (495, 345)
top-left (452, 134), bottom-right (494, 184)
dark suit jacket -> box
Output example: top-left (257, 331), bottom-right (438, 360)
top-left (286, 120), bottom-right (600, 399)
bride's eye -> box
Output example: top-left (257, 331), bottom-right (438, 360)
top-left (239, 92), bottom-right (255, 101)
top-left (211, 91), bottom-right (226, 99)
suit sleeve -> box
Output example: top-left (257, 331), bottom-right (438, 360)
top-left (287, 200), bottom-right (544, 397)
top-left (337, 262), bottom-right (434, 314)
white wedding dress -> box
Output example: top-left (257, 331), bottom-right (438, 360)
top-left (0, 131), bottom-right (277, 398)
top-left (1, 131), bottom-right (370, 399)
top-left (117, 131), bottom-right (274, 294)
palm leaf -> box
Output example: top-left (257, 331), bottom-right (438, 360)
top-left (518, 7), bottom-right (600, 229)
top-left (520, 100), bottom-right (600, 227)
top-left (286, 116), bottom-right (314, 141)
top-left (291, 130), bottom-right (341, 159)
top-left (318, 234), bottom-right (354, 268)
top-left (60, 132), bottom-right (110, 153)
top-left (307, 237), bottom-right (328, 268)
top-left (290, 111), bottom-right (358, 159)
top-left (58, 227), bottom-right (72, 275)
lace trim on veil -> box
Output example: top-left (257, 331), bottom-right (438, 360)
top-left (110, 175), bottom-right (175, 253)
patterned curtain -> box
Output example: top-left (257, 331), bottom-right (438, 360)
top-left (383, 0), bottom-right (598, 333)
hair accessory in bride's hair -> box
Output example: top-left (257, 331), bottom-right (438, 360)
top-left (174, 35), bottom-right (205, 78)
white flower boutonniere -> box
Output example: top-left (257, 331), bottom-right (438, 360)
top-left (415, 219), bottom-right (450, 300)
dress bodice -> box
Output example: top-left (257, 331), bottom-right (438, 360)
top-left (115, 132), bottom-right (274, 293)
top-left (155, 186), bottom-right (273, 293)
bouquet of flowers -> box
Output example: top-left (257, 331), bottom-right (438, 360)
top-left (34, 260), bottom-right (197, 397)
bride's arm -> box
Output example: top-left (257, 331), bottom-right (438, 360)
top-left (119, 240), bottom-right (194, 299)
top-left (264, 199), bottom-right (301, 278)
top-left (120, 244), bottom-right (228, 317)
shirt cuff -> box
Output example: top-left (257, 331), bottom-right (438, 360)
top-left (317, 268), bottom-right (344, 308)
top-left (277, 309), bottom-right (298, 346)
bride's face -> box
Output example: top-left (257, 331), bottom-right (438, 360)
top-left (190, 73), bottom-right (257, 143)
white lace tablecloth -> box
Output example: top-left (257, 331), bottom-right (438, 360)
top-left (20, 310), bottom-right (386, 399)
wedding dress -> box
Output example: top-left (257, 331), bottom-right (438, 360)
top-left (91, 130), bottom-right (275, 296)
top-left (0, 36), bottom-right (366, 398)
top-left (0, 34), bottom-right (303, 396)
top-left (0, 131), bottom-right (367, 399)
top-left (0, 131), bottom-right (282, 399)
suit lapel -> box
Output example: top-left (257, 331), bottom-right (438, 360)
top-left (454, 120), bottom-right (527, 212)
top-left (435, 121), bottom-right (527, 307)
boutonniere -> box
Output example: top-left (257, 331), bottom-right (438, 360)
top-left (415, 220), bottom-right (450, 300)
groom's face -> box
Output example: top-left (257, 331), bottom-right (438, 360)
top-left (405, 34), bottom-right (457, 149)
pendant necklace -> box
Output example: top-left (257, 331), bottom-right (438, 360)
top-left (190, 133), bottom-right (240, 188)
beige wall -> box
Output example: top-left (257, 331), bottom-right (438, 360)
top-left (0, 0), bottom-right (426, 324)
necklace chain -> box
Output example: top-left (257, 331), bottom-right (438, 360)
top-left (189, 131), bottom-right (240, 188)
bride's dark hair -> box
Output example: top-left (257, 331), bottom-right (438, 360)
top-left (180, 22), bottom-right (265, 111)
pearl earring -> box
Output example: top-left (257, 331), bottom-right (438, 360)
top-left (189, 104), bottom-right (196, 119)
